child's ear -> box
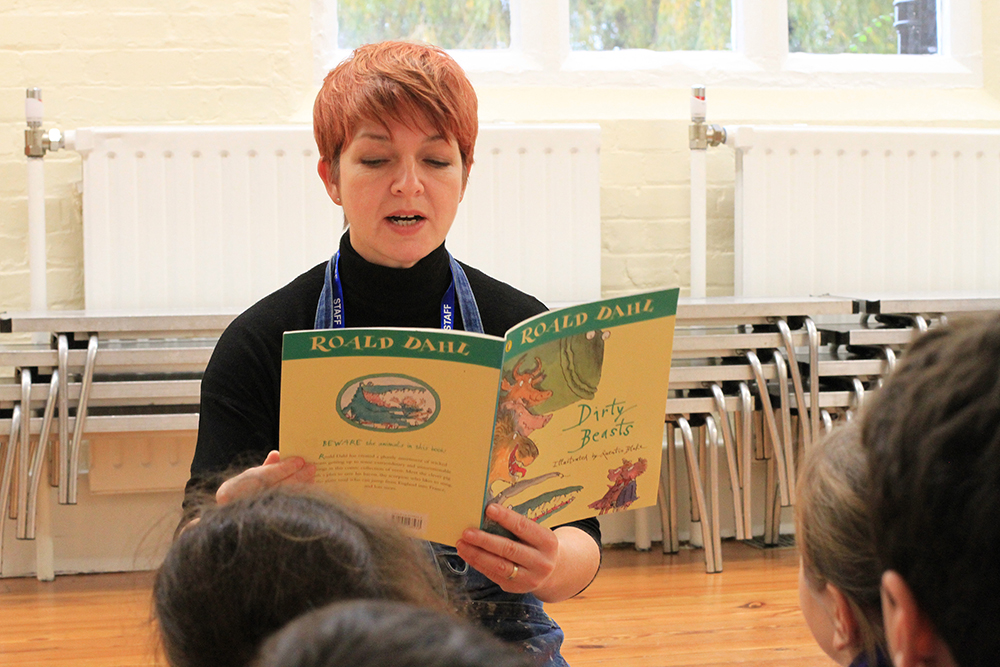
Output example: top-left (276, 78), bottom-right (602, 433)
top-left (881, 571), bottom-right (958, 667)
top-left (827, 583), bottom-right (859, 653)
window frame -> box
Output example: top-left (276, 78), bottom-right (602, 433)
top-left (312, 0), bottom-right (983, 89)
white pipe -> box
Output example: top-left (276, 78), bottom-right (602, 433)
top-left (689, 149), bottom-right (707, 299)
top-left (633, 506), bottom-right (652, 551)
top-left (27, 158), bottom-right (47, 311)
top-left (689, 86), bottom-right (708, 299)
top-left (26, 89), bottom-right (47, 312)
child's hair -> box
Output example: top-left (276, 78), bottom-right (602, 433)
top-left (862, 314), bottom-right (1000, 667)
top-left (313, 40), bottom-right (478, 186)
top-left (154, 487), bottom-right (452, 667)
top-left (251, 599), bottom-right (536, 667)
top-left (795, 421), bottom-right (885, 662)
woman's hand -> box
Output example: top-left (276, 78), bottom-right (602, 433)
top-left (215, 450), bottom-right (316, 505)
top-left (454, 503), bottom-right (601, 603)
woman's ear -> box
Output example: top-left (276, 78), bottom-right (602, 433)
top-left (827, 584), bottom-right (859, 653)
top-left (317, 159), bottom-right (342, 205)
top-left (881, 571), bottom-right (958, 667)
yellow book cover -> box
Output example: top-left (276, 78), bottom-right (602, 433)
top-left (279, 288), bottom-right (678, 546)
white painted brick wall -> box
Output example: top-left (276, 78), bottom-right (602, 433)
top-left (599, 120), bottom-right (735, 297)
top-left (1, 0), bottom-right (312, 311)
top-left (2, 0), bottom-right (997, 314)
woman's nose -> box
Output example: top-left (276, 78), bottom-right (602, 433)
top-left (391, 159), bottom-right (424, 197)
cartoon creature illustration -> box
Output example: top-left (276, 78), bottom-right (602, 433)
top-left (485, 330), bottom-right (613, 523)
top-left (514, 328), bottom-right (610, 416)
top-left (511, 485), bottom-right (584, 523)
top-left (482, 475), bottom-right (579, 539)
top-left (340, 379), bottom-right (436, 430)
top-left (588, 457), bottom-right (648, 515)
top-left (488, 411), bottom-right (540, 495)
top-left (498, 357), bottom-right (552, 438)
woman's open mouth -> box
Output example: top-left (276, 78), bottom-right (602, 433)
top-left (387, 215), bottom-right (425, 227)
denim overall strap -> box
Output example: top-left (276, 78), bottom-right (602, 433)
top-left (313, 252), bottom-right (342, 330)
top-left (448, 255), bottom-right (483, 334)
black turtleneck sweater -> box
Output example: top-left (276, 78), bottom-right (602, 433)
top-left (188, 234), bottom-right (599, 545)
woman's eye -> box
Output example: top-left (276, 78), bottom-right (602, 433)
top-left (360, 158), bottom-right (387, 167)
top-left (425, 159), bottom-right (452, 168)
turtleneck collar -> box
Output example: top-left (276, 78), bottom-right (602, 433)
top-left (337, 231), bottom-right (453, 329)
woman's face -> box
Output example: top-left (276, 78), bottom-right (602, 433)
top-left (324, 117), bottom-right (466, 268)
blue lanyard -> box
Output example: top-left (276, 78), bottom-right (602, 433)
top-left (314, 250), bottom-right (483, 334)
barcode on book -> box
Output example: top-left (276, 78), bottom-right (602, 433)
top-left (388, 510), bottom-right (427, 532)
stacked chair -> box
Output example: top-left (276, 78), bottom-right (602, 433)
top-left (658, 293), bottom-right (1000, 573)
top-left (0, 311), bottom-right (235, 577)
top-left (2, 295), bottom-right (999, 577)
top-left (661, 296), bottom-right (854, 572)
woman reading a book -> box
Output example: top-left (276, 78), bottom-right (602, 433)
top-left (185, 40), bottom-right (601, 667)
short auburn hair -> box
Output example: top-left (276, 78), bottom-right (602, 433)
top-left (313, 41), bottom-right (478, 185)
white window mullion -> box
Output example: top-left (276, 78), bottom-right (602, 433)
top-left (312, 0), bottom-right (341, 83)
top-left (736, 0), bottom-right (788, 72)
top-left (515, 0), bottom-right (570, 72)
top-left (943, 0), bottom-right (982, 67)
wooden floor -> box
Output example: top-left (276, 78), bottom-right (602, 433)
top-left (0, 540), bottom-right (830, 667)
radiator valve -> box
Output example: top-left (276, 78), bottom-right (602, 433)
top-left (25, 88), bottom-right (66, 158)
top-left (689, 85), bottom-right (726, 149)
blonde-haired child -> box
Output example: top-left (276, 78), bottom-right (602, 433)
top-left (795, 422), bottom-right (889, 667)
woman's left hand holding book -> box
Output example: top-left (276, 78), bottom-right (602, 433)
top-left (216, 450), bottom-right (317, 505)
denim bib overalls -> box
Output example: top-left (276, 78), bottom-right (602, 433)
top-left (315, 252), bottom-right (569, 667)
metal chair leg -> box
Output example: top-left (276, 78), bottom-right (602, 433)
top-left (746, 350), bottom-right (790, 506)
top-left (55, 334), bottom-right (68, 495)
top-left (689, 423), bottom-right (704, 548)
top-left (67, 334), bottom-right (98, 505)
top-left (846, 377), bottom-right (866, 421)
top-left (16, 369), bottom-right (31, 532)
top-left (676, 417), bottom-right (717, 573)
top-left (805, 317), bottom-right (820, 451)
top-left (772, 350), bottom-right (796, 505)
top-left (737, 382), bottom-right (753, 539)
top-left (710, 384), bottom-right (745, 541)
top-left (875, 346), bottom-right (896, 389)
top-left (0, 405), bottom-right (21, 571)
top-left (25, 371), bottom-right (58, 540)
top-left (777, 319), bottom-right (810, 453)
top-left (820, 408), bottom-right (833, 434)
top-left (704, 415), bottom-right (723, 572)
top-left (657, 422), bottom-right (679, 554)
top-left (763, 456), bottom-right (781, 546)
top-left (664, 422), bottom-right (679, 553)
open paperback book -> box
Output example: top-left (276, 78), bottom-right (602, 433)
top-left (279, 287), bottom-right (678, 546)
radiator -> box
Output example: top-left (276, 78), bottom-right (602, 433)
top-left (730, 125), bottom-right (1000, 297)
top-left (75, 123), bottom-right (601, 311)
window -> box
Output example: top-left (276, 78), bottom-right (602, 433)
top-left (335, 0), bottom-right (510, 50)
top-left (569, 0), bottom-right (732, 52)
top-left (313, 0), bottom-right (981, 89)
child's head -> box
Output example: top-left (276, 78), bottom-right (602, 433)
top-left (862, 314), bottom-right (1000, 667)
top-left (154, 488), bottom-right (450, 667)
top-left (795, 421), bottom-right (885, 666)
top-left (251, 599), bottom-right (535, 667)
